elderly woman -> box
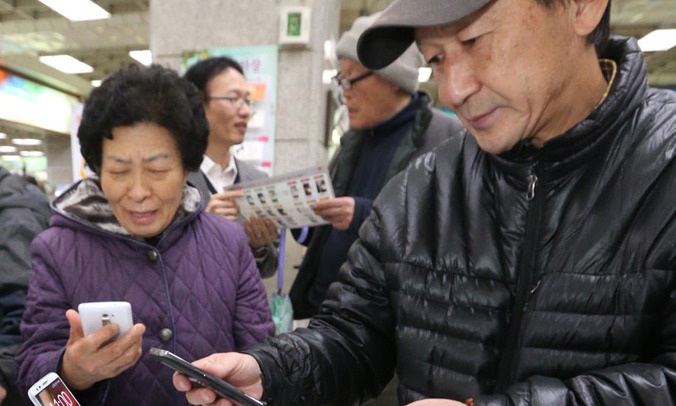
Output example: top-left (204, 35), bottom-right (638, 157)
top-left (16, 64), bottom-right (274, 405)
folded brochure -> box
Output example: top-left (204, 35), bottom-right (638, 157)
top-left (226, 165), bottom-right (335, 228)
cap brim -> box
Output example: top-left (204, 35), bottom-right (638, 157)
top-left (357, 0), bottom-right (492, 69)
top-left (358, 25), bottom-right (415, 70)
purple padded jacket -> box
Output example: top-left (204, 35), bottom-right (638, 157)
top-left (16, 178), bottom-right (274, 405)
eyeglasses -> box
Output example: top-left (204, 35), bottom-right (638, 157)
top-left (332, 71), bottom-right (374, 90)
top-left (208, 95), bottom-right (255, 110)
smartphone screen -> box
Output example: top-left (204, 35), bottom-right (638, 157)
top-left (32, 375), bottom-right (79, 406)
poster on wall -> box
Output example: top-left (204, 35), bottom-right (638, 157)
top-left (181, 45), bottom-right (278, 175)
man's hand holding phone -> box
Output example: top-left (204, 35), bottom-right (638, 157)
top-left (60, 308), bottom-right (145, 391)
top-left (171, 352), bottom-right (264, 406)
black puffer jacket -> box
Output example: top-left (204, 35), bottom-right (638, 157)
top-left (249, 37), bottom-right (676, 405)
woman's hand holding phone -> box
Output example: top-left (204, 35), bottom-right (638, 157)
top-left (171, 352), bottom-right (265, 406)
top-left (60, 308), bottom-right (146, 390)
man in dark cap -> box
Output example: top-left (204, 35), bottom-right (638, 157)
top-left (174, 1), bottom-right (676, 405)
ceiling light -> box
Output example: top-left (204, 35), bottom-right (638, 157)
top-left (418, 67), bottom-right (432, 83)
top-left (38, 0), bottom-right (110, 22)
top-left (39, 55), bottom-right (94, 74)
top-left (0, 146), bottom-right (18, 153)
top-left (0, 132), bottom-right (6, 139)
top-left (12, 138), bottom-right (43, 146)
top-left (638, 29), bottom-right (676, 52)
top-left (91, 80), bottom-right (102, 87)
top-left (20, 151), bottom-right (45, 157)
top-left (129, 50), bottom-right (153, 66)
top-left (0, 155), bottom-right (21, 160)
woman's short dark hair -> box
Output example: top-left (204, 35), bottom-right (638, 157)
top-left (183, 56), bottom-right (245, 98)
top-left (78, 64), bottom-right (209, 174)
top-left (537, 0), bottom-right (611, 56)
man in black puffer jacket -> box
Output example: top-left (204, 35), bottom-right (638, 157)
top-left (173, 0), bottom-right (676, 405)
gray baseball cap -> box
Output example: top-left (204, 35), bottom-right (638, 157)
top-left (357, 0), bottom-right (492, 69)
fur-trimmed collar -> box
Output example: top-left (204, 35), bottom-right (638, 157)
top-left (53, 177), bottom-right (201, 239)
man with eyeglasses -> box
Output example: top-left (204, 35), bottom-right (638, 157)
top-left (289, 11), bottom-right (465, 320)
top-left (185, 56), bottom-right (278, 278)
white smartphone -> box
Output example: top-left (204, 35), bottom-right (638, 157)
top-left (28, 372), bottom-right (81, 406)
top-left (78, 301), bottom-right (133, 339)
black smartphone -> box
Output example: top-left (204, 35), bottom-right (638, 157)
top-left (149, 347), bottom-right (266, 406)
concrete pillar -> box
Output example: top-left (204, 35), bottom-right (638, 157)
top-left (149, 0), bottom-right (341, 295)
top-left (149, 0), bottom-right (340, 176)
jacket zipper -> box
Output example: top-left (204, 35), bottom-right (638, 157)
top-left (495, 165), bottom-right (544, 391)
top-left (526, 174), bottom-right (538, 201)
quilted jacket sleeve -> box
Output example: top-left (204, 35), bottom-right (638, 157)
top-left (247, 203), bottom-right (396, 405)
top-left (16, 231), bottom-right (106, 404)
top-left (473, 362), bottom-right (676, 405)
top-left (473, 307), bottom-right (676, 405)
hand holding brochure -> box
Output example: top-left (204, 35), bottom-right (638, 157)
top-left (227, 165), bottom-right (334, 228)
